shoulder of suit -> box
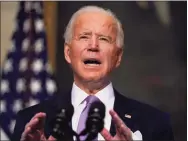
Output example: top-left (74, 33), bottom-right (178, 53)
top-left (17, 96), bottom-right (56, 116)
top-left (115, 91), bottom-right (170, 120)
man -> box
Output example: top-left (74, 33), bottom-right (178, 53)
top-left (13, 5), bottom-right (174, 141)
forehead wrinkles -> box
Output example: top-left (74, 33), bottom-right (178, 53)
top-left (74, 18), bottom-right (117, 38)
top-left (74, 12), bottom-right (117, 31)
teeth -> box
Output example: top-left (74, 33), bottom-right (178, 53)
top-left (85, 63), bottom-right (100, 66)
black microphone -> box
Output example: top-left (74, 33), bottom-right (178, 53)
top-left (80, 101), bottom-right (106, 140)
top-left (50, 104), bottom-right (77, 140)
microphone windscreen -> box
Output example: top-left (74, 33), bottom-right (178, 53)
top-left (58, 104), bottom-right (74, 121)
top-left (50, 104), bottom-right (74, 139)
top-left (88, 101), bottom-right (105, 119)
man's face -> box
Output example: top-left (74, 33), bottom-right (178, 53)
top-left (64, 11), bottom-right (123, 83)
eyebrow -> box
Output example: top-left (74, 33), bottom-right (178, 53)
top-left (78, 31), bottom-right (92, 36)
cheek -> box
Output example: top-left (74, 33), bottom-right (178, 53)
top-left (70, 49), bottom-right (79, 59)
top-left (104, 50), bottom-right (118, 69)
top-left (69, 43), bottom-right (87, 69)
top-left (70, 43), bottom-right (83, 59)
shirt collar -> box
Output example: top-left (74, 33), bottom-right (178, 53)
top-left (71, 82), bottom-right (114, 108)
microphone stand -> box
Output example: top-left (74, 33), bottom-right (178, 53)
top-left (78, 101), bottom-right (105, 141)
top-left (50, 106), bottom-right (81, 141)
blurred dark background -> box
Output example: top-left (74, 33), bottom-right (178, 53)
top-left (56, 1), bottom-right (186, 141)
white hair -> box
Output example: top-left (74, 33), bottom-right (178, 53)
top-left (63, 5), bottom-right (124, 48)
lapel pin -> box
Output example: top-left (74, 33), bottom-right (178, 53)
top-left (125, 114), bottom-right (131, 119)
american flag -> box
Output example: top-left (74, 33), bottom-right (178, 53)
top-left (0, 2), bottom-right (57, 140)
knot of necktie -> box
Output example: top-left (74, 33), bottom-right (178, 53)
top-left (86, 95), bottom-right (100, 105)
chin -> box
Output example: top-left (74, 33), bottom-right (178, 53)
top-left (83, 76), bottom-right (100, 82)
top-left (75, 68), bottom-right (106, 82)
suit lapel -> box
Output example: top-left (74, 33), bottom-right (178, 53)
top-left (110, 89), bottom-right (139, 136)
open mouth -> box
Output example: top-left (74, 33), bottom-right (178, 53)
top-left (83, 59), bottom-right (101, 66)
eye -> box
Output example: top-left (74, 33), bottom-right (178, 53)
top-left (79, 35), bottom-right (89, 40)
top-left (99, 36), bottom-right (110, 43)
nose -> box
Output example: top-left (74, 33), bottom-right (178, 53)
top-left (88, 35), bottom-right (99, 52)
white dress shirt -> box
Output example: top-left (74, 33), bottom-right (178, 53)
top-left (71, 82), bottom-right (115, 140)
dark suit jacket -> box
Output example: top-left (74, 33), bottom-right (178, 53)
top-left (13, 88), bottom-right (174, 141)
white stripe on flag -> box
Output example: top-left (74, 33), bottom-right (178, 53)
top-left (0, 127), bottom-right (9, 140)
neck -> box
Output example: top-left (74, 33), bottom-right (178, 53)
top-left (74, 78), bottom-right (110, 95)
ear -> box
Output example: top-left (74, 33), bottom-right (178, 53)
top-left (115, 47), bottom-right (123, 68)
top-left (64, 43), bottom-right (71, 64)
